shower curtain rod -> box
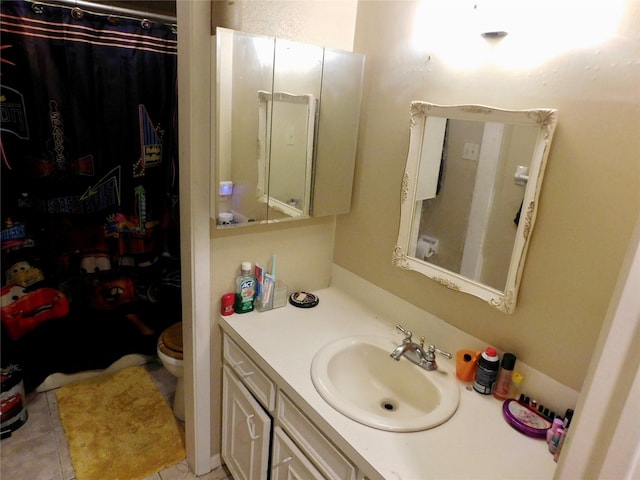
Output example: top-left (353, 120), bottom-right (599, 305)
top-left (26, 0), bottom-right (177, 25)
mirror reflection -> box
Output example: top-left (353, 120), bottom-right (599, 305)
top-left (214, 28), bottom-right (364, 227)
top-left (257, 91), bottom-right (317, 217)
top-left (394, 103), bottom-right (558, 313)
top-left (216, 28), bottom-right (274, 225)
top-left (415, 119), bottom-right (539, 291)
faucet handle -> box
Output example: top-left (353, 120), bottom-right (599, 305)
top-left (428, 344), bottom-right (452, 359)
top-left (395, 324), bottom-right (413, 341)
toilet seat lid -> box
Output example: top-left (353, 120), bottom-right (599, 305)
top-left (158, 322), bottom-right (183, 359)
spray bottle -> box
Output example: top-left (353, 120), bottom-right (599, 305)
top-left (473, 347), bottom-right (500, 395)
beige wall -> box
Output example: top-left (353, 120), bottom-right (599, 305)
top-left (208, 0), bottom-right (358, 459)
top-left (212, 0), bottom-right (357, 49)
top-left (198, 0), bottom-right (638, 464)
top-left (334, 0), bottom-right (640, 391)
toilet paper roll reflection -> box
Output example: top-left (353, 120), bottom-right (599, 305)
top-left (456, 349), bottom-right (480, 382)
top-left (416, 237), bottom-right (434, 260)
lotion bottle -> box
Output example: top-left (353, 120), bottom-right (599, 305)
top-left (494, 353), bottom-right (517, 400)
top-left (509, 371), bottom-right (524, 399)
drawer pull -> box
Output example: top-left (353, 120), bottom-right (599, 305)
top-left (230, 359), bottom-right (255, 378)
top-left (272, 456), bottom-right (293, 469)
top-left (246, 414), bottom-right (260, 440)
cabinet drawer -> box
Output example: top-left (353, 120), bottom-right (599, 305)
top-left (223, 335), bottom-right (276, 412)
top-left (271, 427), bottom-right (324, 480)
top-left (278, 392), bottom-right (356, 480)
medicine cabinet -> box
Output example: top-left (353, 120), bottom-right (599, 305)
top-left (213, 28), bottom-right (365, 227)
top-left (393, 102), bottom-right (558, 313)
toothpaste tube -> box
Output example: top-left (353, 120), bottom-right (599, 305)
top-left (260, 273), bottom-right (275, 309)
top-left (254, 263), bottom-right (263, 299)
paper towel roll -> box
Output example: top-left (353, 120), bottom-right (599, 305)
top-left (218, 212), bottom-right (233, 225)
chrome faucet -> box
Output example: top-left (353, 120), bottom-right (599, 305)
top-left (390, 324), bottom-right (452, 371)
top-left (390, 325), bottom-right (416, 359)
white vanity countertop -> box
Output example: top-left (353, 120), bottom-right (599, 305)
top-left (219, 286), bottom-right (557, 480)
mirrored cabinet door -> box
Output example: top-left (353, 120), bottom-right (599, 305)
top-left (267, 38), bottom-right (323, 219)
top-left (312, 48), bottom-right (365, 217)
top-left (216, 28), bottom-right (274, 225)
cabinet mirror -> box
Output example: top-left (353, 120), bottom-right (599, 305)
top-left (214, 28), bottom-right (364, 227)
top-left (393, 103), bottom-right (558, 313)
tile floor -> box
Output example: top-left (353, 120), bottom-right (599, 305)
top-left (0, 361), bottom-right (233, 480)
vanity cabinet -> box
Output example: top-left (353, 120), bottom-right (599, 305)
top-left (222, 333), bottom-right (359, 480)
top-left (220, 289), bottom-right (562, 480)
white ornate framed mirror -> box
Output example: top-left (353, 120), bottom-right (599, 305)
top-left (394, 102), bottom-right (558, 313)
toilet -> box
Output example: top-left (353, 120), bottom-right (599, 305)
top-left (157, 322), bottom-right (184, 421)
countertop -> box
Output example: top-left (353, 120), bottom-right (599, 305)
top-left (219, 286), bottom-right (557, 480)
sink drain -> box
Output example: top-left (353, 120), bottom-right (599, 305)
top-left (380, 399), bottom-right (397, 412)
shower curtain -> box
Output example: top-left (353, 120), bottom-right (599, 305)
top-left (0, 1), bottom-right (180, 392)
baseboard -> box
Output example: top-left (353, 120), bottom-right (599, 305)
top-left (210, 453), bottom-right (223, 470)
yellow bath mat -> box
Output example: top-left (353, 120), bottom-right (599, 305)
top-left (56, 365), bottom-right (185, 480)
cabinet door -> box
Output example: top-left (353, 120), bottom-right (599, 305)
top-left (271, 427), bottom-right (324, 480)
top-left (222, 365), bottom-right (271, 480)
top-left (277, 392), bottom-right (356, 480)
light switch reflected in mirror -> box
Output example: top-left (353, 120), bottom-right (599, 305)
top-left (394, 103), bottom-right (558, 313)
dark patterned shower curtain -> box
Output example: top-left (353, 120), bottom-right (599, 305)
top-left (0, 1), bottom-right (180, 392)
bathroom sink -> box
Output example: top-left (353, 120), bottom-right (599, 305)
top-left (310, 336), bottom-right (459, 432)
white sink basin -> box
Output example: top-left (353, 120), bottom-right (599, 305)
top-left (310, 336), bottom-right (459, 432)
